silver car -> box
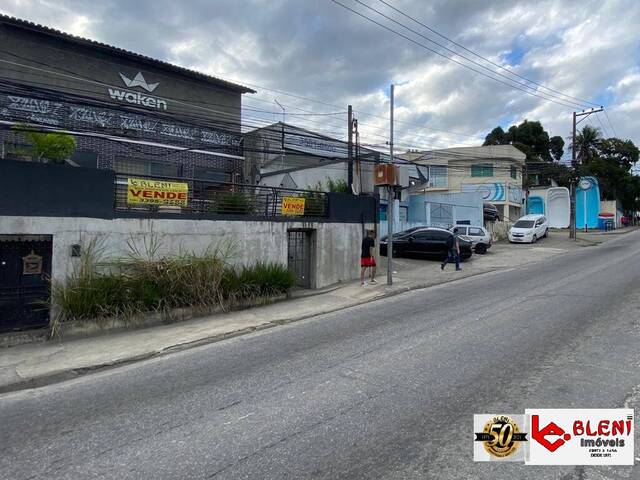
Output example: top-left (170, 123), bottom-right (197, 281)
top-left (451, 225), bottom-right (492, 254)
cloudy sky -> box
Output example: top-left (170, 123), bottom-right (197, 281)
top-left (1, 0), bottom-right (639, 162)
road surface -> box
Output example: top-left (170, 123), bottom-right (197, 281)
top-left (1, 231), bottom-right (639, 479)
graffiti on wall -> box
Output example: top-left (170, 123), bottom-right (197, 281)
top-left (461, 182), bottom-right (506, 202)
top-left (0, 94), bottom-right (242, 150)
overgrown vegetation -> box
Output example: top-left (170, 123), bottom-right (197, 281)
top-left (208, 191), bottom-right (255, 215)
top-left (51, 237), bottom-right (295, 331)
top-left (326, 177), bottom-right (350, 193)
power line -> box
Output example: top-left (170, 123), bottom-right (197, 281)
top-left (375, 0), bottom-right (600, 108)
top-left (603, 109), bottom-right (618, 138)
top-left (329, 0), bottom-right (587, 110)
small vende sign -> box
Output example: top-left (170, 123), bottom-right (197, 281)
top-left (127, 178), bottom-right (188, 207)
top-left (281, 196), bottom-right (305, 216)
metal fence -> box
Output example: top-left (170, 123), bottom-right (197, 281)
top-left (114, 174), bottom-right (328, 218)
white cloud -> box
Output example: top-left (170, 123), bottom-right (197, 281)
top-left (1, 0), bottom-right (639, 153)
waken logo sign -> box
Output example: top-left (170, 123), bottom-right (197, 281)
top-left (108, 72), bottom-right (167, 110)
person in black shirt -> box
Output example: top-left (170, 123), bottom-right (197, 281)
top-left (360, 230), bottom-right (377, 286)
top-left (441, 227), bottom-right (461, 271)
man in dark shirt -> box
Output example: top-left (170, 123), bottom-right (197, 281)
top-left (441, 228), bottom-right (461, 271)
top-left (360, 230), bottom-right (377, 286)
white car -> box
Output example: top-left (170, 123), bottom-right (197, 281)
top-left (451, 225), bottom-right (492, 254)
top-left (508, 214), bottom-right (549, 243)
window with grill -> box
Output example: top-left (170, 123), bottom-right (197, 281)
top-left (113, 157), bottom-right (179, 177)
top-left (511, 166), bottom-right (518, 179)
top-left (429, 165), bottom-right (448, 187)
top-left (471, 164), bottom-right (494, 177)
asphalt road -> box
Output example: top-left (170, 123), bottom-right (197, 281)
top-left (1, 231), bottom-right (639, 480)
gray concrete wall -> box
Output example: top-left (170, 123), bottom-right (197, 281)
top-left (0, 216), bottom-right (372, 289)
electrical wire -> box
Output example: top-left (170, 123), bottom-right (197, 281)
top-left (375, 0), bottom-right (600, 108)
top-left (329, 0), bottom-right (587, 110)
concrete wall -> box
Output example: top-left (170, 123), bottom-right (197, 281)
top-left (0, 216), bottom-right (372, 289)
top-left (600, 200), bottom-right (623, 227)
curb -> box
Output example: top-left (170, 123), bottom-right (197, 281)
top-left (0, 268), bottom-right (498, 395)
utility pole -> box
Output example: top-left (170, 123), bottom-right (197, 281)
top-left (354, 119), bottom-right (360, 194)
top-left (387, 84), bottom-right (394, 286)
top-left (570, 107), bottom-right (603, 240)
top-left (275, 100), bottom-right (285, 169)
top-left (347, 105), bottom-right (354, 193)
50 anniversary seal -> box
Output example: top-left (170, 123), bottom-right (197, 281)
top-left (475, 415), bottom-right (528, 458)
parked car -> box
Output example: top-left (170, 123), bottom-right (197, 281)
top-left (508, 214), bottom-right (549, 243)
top-left (483, 203), bottom-right (500, 222)
top-left (380, 227), bottom-right (473, 261)
top-left (451, 225), bottom-right (492, 254)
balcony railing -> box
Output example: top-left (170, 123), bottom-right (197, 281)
top-left (114, 174), bottom-right (328, 218)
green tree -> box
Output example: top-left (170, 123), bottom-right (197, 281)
top-left (14, 125), bottom-right (76, 164)
top-left (483, 126), bottom-right (507, 146)
top-left (572, 125), bottom-right (602, 165)
top-left (598, 138), bottom-right (639, 171)
top-left (483, 120), bottom-right (564, 163)
top-left (579, 133), bottom-right (640, 212)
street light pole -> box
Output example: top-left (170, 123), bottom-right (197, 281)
top-left (387, 84), bottom-right (394, 286)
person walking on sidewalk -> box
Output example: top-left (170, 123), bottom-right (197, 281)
top-left (360, 230), bottom-right (377, 286)
top-left (441, 228), bottom-right (462, 271)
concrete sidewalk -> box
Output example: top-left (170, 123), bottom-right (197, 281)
top-left (0, 230), bottom-right (604, 393)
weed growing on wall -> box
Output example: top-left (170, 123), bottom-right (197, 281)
top-left (50, 235), bottom-right (295, 332)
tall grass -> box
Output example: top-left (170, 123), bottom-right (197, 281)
top-left (51, 236), bottom-right (295, 329)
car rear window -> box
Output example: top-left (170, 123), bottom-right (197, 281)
top-left (514, 220), bottom-right (535, 228)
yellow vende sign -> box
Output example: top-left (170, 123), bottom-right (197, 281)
top-left (281, 196), bottom-right (305, 215)
top-left (127, 178), bottom-right (189, 206)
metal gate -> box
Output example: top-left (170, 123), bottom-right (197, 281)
top-left (429, 202), bottom-right (454, 228)
top-left (0, 235), bottom-right (52, 333)
top-left (287, 230), bottom-right (311, 288)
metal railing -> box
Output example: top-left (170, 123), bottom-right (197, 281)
top-left (114, 173), bottom-right (328, 218)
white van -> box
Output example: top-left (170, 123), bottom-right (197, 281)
top-left (508, 214), bottom-right (549, 243)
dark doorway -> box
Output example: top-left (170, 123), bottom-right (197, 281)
top-left (0, 235), bottom-right (52, 333)
top-left (287, 230), bottom-right (312, 289)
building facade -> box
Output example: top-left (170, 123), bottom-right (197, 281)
top-left (400, 145), bottom-right (526, 222)
top-left (0, 15), bottom-right (254, 182)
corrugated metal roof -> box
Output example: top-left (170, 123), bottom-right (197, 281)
top-left (0, 14), bottom-right (256, 94)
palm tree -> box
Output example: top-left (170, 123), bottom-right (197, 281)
top-left (572, 125), bottom-right (602, 165)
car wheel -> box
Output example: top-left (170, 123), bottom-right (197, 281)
top-left (475, 244), bottom-right (487, 254)
top-left (532, 235), bottom-right (537, 244)
top-left (543, 229), bottom-right (548, 238)
top-left (392, 247), bottom-right (399, 257)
